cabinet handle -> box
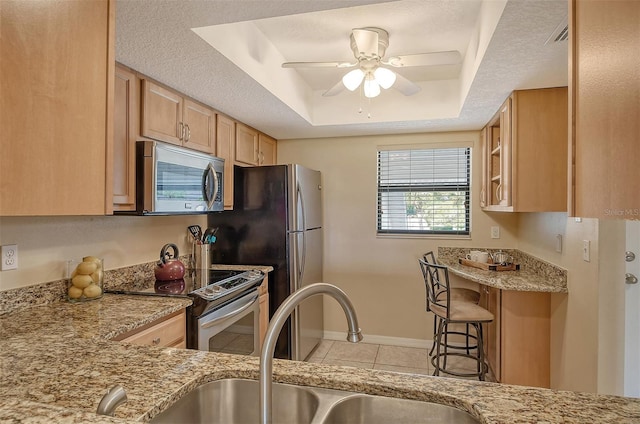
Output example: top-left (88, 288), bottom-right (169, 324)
top-left (152, 337), bottom-right (161, 345)
top-left (185, 124), bottom-right (191, 142)
top-left (496, 184), bottom-right (502, 202)
top-left (178, 122), bottom-right (184, 141)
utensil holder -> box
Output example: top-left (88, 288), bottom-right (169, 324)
top-left (193, 243), bottom-right (211, 270)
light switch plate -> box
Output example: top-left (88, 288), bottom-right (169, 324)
top-left (1, 244), bottom-right (18, 270)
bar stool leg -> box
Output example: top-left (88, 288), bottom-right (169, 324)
top-left (476, 323), bottom-right (486, 381)
top-left (433, 318), bottom-right (445, 377)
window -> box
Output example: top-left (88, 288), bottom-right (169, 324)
top-left (377, 147), bottom-right (470, 236)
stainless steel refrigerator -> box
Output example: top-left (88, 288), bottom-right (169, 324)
top-left (208, 164), bottom-right (323, 360)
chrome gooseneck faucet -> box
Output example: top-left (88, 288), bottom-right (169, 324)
top-left (259, 283), bottom-right (363, 424)
top-left (96, 385), bottom-right (128, 416)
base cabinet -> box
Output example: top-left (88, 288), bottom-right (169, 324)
top-left (480, 287), bottom-right (550, 388)
top-left (113, 310), bottom-right (186, 349)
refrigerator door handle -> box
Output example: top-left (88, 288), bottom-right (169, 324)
top-left (297, 182), bottom-right (307, 283)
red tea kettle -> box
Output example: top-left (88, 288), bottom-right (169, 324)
top-left (155, 243), bottom-right (186, 281)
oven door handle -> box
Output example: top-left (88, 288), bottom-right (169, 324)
top-left (199, 293), bottom-right (259, 329)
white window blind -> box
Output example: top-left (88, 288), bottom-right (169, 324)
top-left (377, 147), bottom-right (470, 235)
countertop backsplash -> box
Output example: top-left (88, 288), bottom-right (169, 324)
top-left (0, 255), bottom-right (192, 316)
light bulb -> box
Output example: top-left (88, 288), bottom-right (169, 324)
top-left (342, 69), bottom-right (365, 91)
top-left (363, 75), bottom-right (380, 98)
top-left (374, 67), bottom-right (396, 89)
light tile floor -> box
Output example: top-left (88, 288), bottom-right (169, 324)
top-left (306, 339), bottom-right (495, 382)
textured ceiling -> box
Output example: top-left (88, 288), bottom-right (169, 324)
top-left (115, 0), bottom-right (568, 140)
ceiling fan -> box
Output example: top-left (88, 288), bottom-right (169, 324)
top-left (282, 27), bottom-right (462, 98)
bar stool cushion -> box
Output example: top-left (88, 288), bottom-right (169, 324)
top-left (431, 301), bottom-right (494, 323)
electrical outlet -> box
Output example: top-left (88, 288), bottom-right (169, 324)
top-left (1, 244), bottom-right (18, 270)
top-left (556, 234), bottom-right (563, 253)
top-left (490, 226), bottom-right (500, 239)
top-left (582, 240), bottom-right (590, 262)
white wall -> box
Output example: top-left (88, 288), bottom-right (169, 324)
top-left (281, 131), bottom-right (627, 395)
top-left (0, 214), bottom-right (207, 291)
top-left (278, 132), bottom-right (518, 344)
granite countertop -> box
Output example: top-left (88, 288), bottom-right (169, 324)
top-left (2, 270), bottom-right (638, 423)
top-left (437, 247), bottom-right (568, 293)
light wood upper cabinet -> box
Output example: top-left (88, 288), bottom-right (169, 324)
top-left (141, 80), bottom-right (215, 154)
top-left (216, 114), bottom-right (236, 210)
top-left (569, 0), bottom-right (640, 220)
top-left (183, 99), bottom-right (216, 154)
top-left (480, 87), bottom-right (567, 212)
top-left (113, 65), bottom-right (138, 212)
top-left (235, 123), bottom-right (277, 167)
top-left (0, 0), bottom-right (114, 216)
top-left (141, 80), bottom-right (183, 146)
top-left (259, 133), bottom-right (277, 166)
top-left (235, 123), bottom-right (260, 165)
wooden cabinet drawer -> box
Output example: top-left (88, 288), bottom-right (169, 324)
top-left (115, 310), bottom-right (186, 348)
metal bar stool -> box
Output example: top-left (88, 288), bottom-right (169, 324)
top-left (422, 252), bottom-right (480, 356)
top-left (419, 258), bottom-right (493, 380)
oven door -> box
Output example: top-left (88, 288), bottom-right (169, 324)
top-left (196, 289), bottom-right (260, 355)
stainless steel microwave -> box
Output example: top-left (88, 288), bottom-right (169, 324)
top-left (133, 141), bottom-right (224, 215)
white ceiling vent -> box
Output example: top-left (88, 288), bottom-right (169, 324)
top-left (545, 15), bottom-right (568, 45)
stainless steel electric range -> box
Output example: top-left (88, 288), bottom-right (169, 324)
top-left (108, 269), bottom-right (265, 354)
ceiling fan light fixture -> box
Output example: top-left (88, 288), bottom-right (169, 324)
top-left (373, 67), bottom-right (396, 89)
top-left (342, 69), bottom-right (365, 91)
top-left (363, 75), bottom-right (381, 98)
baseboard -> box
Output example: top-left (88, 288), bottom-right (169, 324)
top-left (323, 331), bottom-right (434, 349)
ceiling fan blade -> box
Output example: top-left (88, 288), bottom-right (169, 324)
top-left (282, 61), bottom-right (357, 69)
top-left (352, 28), bottom-right (379, 58)
top-left (384, 50), bottom-right (462, 67)
top-left (392, 73), bottom-right (421, 96)
top-left (322, 79), bottom-right (346, 97)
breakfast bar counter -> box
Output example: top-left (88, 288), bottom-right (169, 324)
top-left (437, 247), bottom-right (568, 293)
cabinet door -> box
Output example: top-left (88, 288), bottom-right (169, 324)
top-left (258, 133), bottom-right (277, 165)
top-left (183, 99), bottom-right (215, 154)
top-left (479, 126), bottom-right (488, 208)
top-left (216, 114), bottom-right (236, 210)
top-left (235, 123), bottom-right (259, 165)
top-left (500, 291), bottom-right (550, 388)
top-left (115, 310), bottom-right (186, 348)
top-left (570, 0), bottom-right (640, 219)
top-left (141, 80), bottom-right (183, 146)
top-left (0, 0), bottom-right (114, 216)
top-left (113, 65), bottom-right (137, 211)
top-left (497, 98), bottom-right (512, 207)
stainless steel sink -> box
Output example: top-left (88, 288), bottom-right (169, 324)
top-left (150, 378), bottom-right (480, 424)
top-left (151, 378), bottom-right (319, 424)
top-left (321, 394), bottom-right (479, 424)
